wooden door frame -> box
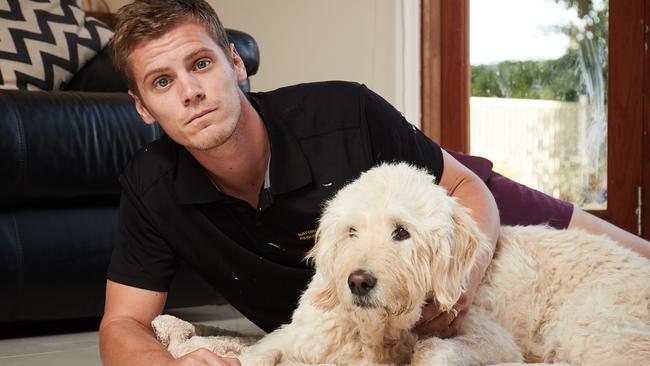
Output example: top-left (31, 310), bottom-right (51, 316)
top-left (608, 0), bottom-right (645, 234)
top-left (641, 0), bottom-right (650, 239)
top-left (421, 0), bottom-right (648, 236)
top-left (421, 0), bottom-right (469, 153)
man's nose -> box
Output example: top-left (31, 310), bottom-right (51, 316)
top-left (180, 75), bottom-right (205, 105)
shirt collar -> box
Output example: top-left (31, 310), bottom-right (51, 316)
top-left (173, 93), bottom-right (312, 205)
top-left (251, 93), bottom-right (312, 195)
top-left (174, 145), bottom-right (224, 204)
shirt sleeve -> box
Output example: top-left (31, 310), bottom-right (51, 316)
top-left (106, 175), bottom-right (179, 292)
top-left (361, 84), bottom-right (444, 183)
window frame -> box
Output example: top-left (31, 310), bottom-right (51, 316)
top-left (421, 0), bottom-right (648, 236)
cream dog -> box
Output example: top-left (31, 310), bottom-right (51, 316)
top-left (235, 163), bottom-right (650, 365)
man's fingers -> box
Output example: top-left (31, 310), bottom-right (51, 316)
top-left (174, 348), bottom-right (241, 366)
top-left (416, 299), bottom-right (443, 326)
top-left (413, 306), bottom-right (466, 338)
top-left (218, 356), bottom-right (241, 366)
top-left (412, 310), bottom-right (449, 336)
top-left (199, 351), bottom-right (240, 366)
top-left (434, 325), bottom-right (456, 339)
top-left (434, 309), bottom-right (466, 339)
top-left (438, 316), bottom-right (459, 339)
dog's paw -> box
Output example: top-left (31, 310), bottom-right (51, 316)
top-left (411, 337), bottom-right (478, 366)
top-left (239, 348), bottom-right (282, 366)
top-left (412, 336), bottom-right (524, 366)
top-left (151, 314), bottom-right (196, 348)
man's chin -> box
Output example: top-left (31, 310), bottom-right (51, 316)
top-left (187, 127), bottom-right (236, 151)
top-left (187, 140), bottom-right (226, 152)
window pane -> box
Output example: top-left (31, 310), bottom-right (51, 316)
top-left (469, 0), bottom-right (608, 209)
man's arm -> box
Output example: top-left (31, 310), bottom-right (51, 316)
top-left (438, 150), bottom-right (500, 261)
top-left (569, 206), bottom-right (650, 260)
top-left (99, 280), bottom-right (239, 366)
top-left (413, 150), bottom-right (499, 337)
top-left (99, 280), bottom-right (172, 365)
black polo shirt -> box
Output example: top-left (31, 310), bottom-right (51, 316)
top-left (107, 81), bottom-right (443, 332)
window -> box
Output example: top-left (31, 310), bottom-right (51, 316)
top-left (470, 0), bottom-right (608, 210)
top-left (421, 0), bottom-right (648, 236)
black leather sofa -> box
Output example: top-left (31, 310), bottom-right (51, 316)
top-left (0, 30), bottom-right (259, 325)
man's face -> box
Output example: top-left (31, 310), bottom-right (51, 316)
top-left (128, 20), bottom-right (247, 151)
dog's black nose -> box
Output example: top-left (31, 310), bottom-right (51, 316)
top-left (348, 270), bottom-right (377, 296)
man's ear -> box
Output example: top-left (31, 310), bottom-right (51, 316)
top-left (128, 90), bottom-right (156, 125)
top-left (229, 43), bottom-right (248, 83)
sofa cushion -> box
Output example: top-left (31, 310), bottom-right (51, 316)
top-left (63, 44), bottom-right (128, 92)
top-left (0, 90), bottom-right (160, 207)
top-left (0, 0), bottom-right (113, 91)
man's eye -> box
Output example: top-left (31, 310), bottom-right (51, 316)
top-left (196, 59), bottom-right (211, 69)
top-left (155, 78), bottom-right (170, 88)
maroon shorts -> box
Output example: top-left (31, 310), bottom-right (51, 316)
top-left (449, 151), bottom-right (574, 229)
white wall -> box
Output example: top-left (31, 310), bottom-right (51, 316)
top-left (104, 0), bottom-right (419, 124)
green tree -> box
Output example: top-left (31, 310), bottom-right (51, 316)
top-left (471, 0), bottom-right (607, 102)
top-left (472, 52), bottom-right (582, 101)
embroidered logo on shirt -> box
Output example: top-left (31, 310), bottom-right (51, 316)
top-left (297, 229), bottom-right (317, 241)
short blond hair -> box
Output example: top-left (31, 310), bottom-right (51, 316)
top-left (111, 0), bottom-right (231, 92)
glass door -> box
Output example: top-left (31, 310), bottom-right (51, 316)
top-left (469, 0), bottom-right (608, 209)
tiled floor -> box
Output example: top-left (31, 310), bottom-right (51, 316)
top-left (0, 305), bottom-right (264, 366)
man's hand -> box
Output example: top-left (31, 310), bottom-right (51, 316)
top-left (412, 262), bottom-right (482, 339)
top-left (165, 349), bottom-right (241, 366)
top-left (412, 289), bottom-right (473, 339)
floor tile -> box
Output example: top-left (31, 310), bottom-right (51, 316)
top-left (0, 305), bottom-right (262, 366)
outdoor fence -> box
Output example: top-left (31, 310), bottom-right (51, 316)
top-left (469, 96), bottom-right (606, 208)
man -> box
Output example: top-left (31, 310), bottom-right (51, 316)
top-left (99, 1), bottom-right (650, 365)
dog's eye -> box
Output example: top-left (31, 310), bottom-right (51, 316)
top-left (348, 227), bottom-right (357, 238)
top-left (392, 226), bottom-right (410, 241)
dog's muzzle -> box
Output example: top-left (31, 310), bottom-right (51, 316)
top-left (347, 270), bottom-right (377, 297)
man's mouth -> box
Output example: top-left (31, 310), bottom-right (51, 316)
top-left (186, 108), bottom-right (216, 125)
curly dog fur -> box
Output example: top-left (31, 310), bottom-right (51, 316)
top-left (211, 163), bottom-right (649, 365)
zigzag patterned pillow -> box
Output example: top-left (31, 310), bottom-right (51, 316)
top-left (0, 0), bottom-right (113, 90)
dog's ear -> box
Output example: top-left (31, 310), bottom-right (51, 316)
top-left (304, 272), bottom-right (339, 310)
top-left (430, 206), bottom-right (487, 312)
top-left (303, 221), bottom-right (340, 310)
